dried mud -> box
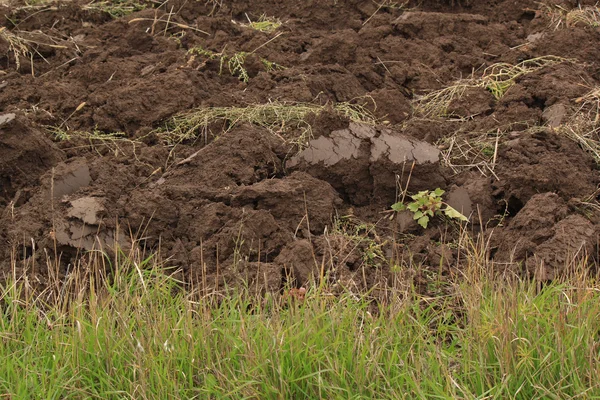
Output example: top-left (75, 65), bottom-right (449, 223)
top-left (1, 0), bottom-right (600, 293)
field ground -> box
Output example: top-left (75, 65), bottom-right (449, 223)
top-left (2, 0), bottom-right (600, 397)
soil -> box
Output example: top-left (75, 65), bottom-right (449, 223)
top-left (1, 0), bottom-right (600, 294)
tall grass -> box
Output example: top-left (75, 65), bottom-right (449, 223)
top-left (1, 236), bottom-right (599, 399)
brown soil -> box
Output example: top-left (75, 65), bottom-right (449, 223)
top-left (2, 0), bottom-right (600, 293)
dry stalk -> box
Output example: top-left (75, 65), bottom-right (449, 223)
top-left (414, 56), bottom-right (569, 118)
top-left (153, 101), bottom-right (377, 147)
top-left (0, 27), bottom-right (68, 75)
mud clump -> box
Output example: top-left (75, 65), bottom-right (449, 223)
top-left (491, 193), bottom-right (597, 280)
top-left (287, 122), bottom-right (443, 206)
top-left (51, 161), bottom-right (91, 200)
top-left (492, 130), bottom-right (599, 214)
top-left (0, 114), bottom-right (64, 209)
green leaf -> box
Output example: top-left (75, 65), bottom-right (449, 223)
top-left (417, 215), bottom-right (429, 228)
top-left (433, 188), bottom-right (445, 197)
top-left (391, 202), bottom-right (406, 212)
top-left (444, 205), bottom-right (469, 222)
top-left (407, 203), bottom-right (420, 212)
top-left (414, 210), bottom-right (423, 220)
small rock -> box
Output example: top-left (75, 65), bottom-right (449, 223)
top-left (542, 103), bottom-right (567, 128)
top-left (0, 113), bottom-right (16, 126)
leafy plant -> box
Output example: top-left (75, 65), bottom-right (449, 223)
top-left (391, 188), bottom-right (468, 228)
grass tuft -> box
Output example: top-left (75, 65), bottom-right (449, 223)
top-left (153, 100), bottom-right (377, 146)
top-left (82, 0), bottom-right (146, 18)
top-left (47, 127), bottom-right (141, 156)
top-left (0, 27), bottom-right (68, 74)
top-left (186, 47), bottom-right (284, 82)
top-left (540, 4), bottom-right (600, 30)
top-left (241, 14), bottom-right (283, 33)
top-left (414, 56), bottom-right (569, 118)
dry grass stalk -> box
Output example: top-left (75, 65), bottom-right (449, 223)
top-left (154, 101), bottom-right (377, 146)
top-left (47, 127), bottom-right (141, 157)
top-left (539, 3), bottom-right (600, 30)
top-left (438, 121), bottom-right (545, 177)
top-left (414, 56), bottom-right (569, 118)
top-left (82, 0), bottom-right (146, 18)
top-left (0, 26), bottom-right (68, 74)
top-left (239, 14), bottom-right (282, 33)
top-left (553, 88), bottom-right (600, 163)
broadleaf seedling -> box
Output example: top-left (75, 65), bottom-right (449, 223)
top-left (391, 188), bottom-right (468, 228)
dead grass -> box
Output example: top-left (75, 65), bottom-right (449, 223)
top-left (239, 14), bottom-right (283, 33)
top-left (153, 100), bottom-right (377, 147)
top-left (10, 0), bottom-right (145, 18)
top-left (540, 3), bottom-right (600, 30)
top-left (438, 84), bottom-right (600, 175)
top-left (414, 56), bottom-right (569, 118)
top-left (555, 87), bottom-right (600, 162)
top-left (0, 26), bottom-right (68, 74)
top-left (438, 120), bottom-right (545, 177)
top-left (83, 0), bottom-right (146, 18)
top-left (47, 126), bottom-right (142, 157)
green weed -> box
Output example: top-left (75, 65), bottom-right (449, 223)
top-left (392, 188), bottom-right (468, 228)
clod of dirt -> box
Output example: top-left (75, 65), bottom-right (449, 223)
top-left (52, 160), bottom-right (92, 200)
top-left (446, 87), bottom-right (495, 118)
top-left (275, 233), bottom-right (391, 293)
top-left (231, 172), bottom-right (342, 235)
top-left (53, 213), bottom-right (126, 252)
top-left (0, 115), bottom-right (64, 208)
top-left (452, 172), bottom-right (497, 225)
top-left (542, 103), bottom-right (568, 128)
top-left (526, 32), bottom-right (545, 43)
top-left (491, 193), bottom-right (596, 278)
top-left (67, 197), bottom-right (104, 225)
top-left (153, 126), bottom-right (285, 196)
top-left (287, 122), bottom-right (443, 206)
top-left (492, 130), bottom-right (598, 214)
top-left (525, 215), bottom-right (596, 280)
top-left (446, 186), bottom-right (473, 219)
top-left (394, 12), bottom-right (488, 40)
top-left (275, 239), bottom-right (317, 286)
top-left (0, 113), bottom-right (15, 125)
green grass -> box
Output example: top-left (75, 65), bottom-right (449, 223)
top-left (241, 14), bottom-right (283, 33)
top-left (2, 241), bottom-right (600, 398)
